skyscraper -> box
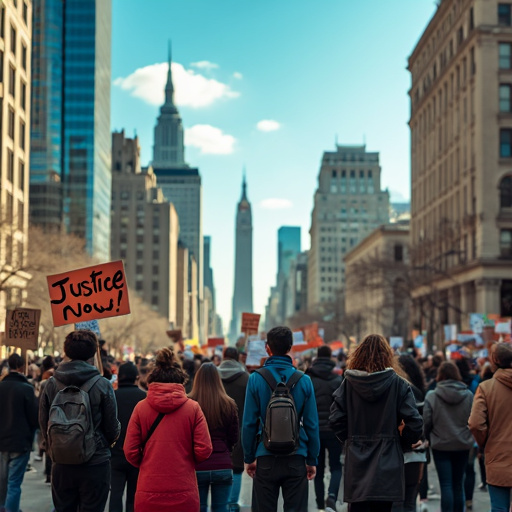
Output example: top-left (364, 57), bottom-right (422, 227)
top-left (230, 176), bottom-right (253, 340)
top-left (0, 0), bottom-right (32, 318)
top-left (30, 0), bottom-right (112, 261)
top-left (308, 144), bottom-right (390, 310)
top-left (151, 45), bottom-right (203, 336)
top-left (278, 227), bottom-right (301, 279)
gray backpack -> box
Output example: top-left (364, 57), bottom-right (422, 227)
top-left (47, 375), bottom-right (102, 465)
top-left (256, 368), bottom-right (304, 455)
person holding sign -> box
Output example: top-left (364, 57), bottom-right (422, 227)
top-left (39, 330), bottom-right (121, 512)
top-left (0, 353), bottom-right (38, 512)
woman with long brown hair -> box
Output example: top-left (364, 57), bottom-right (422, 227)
top-left (330, 334), bottom-right (423, 512)
top-left (189, 362), bottom-right (239, 512)
top-left (124, 348), bottom-right (212, 512)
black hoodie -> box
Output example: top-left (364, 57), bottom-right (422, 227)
top-left (307, 357), bottom-right (342, 432)
top-left (39, 360), bottom-right (121, 465)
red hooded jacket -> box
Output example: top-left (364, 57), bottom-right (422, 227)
top-left (124, 382), bottom-right (212, 511)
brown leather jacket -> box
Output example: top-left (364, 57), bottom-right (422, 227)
top-left (469, 368), bottom-right (512, 487)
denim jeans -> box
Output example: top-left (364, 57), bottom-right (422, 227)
top-left (196, 469), bottom-right (233, 512)
top-left (0, 451), bottom-right (30, 512)
top-left (228, 471), bottom-right (242, 511)
top-left (314, 434), bottom-right (342, 508)
top-left (488, 484), bottom-right (512, 512)
top-left (432, 449), bottom-right (469, 512)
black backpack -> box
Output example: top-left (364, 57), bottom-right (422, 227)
top-left (256, 368), bottom-right (304, 455)
top-left (47, 375), bottom-right (102, 465)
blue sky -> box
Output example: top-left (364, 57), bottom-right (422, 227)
top-left (111, 0), bottom-right (437, 331)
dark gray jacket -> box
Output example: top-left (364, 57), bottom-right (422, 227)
top-left (423, 379), bottom-right (474, 451)
top-left (330, 369), bottom-right (423, 503)
top-left (39, 360), bottom-right (121, 465)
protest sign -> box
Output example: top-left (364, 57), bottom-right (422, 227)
top-left (75, 319), bottom-right (101, 337)
top-left (390, 337), bottom-right (403, 350)
top-left (293, 331), bottom-right (306, 345)
top-left (4, 308), bottom-right (41, 351)
top-left (47, 260), bottom-right (130, 327)
top-left (444, 324), bottom-right (457, 342)
top-left (241, 313), bottom-right (260, 336)
top-left (246, 338), bottom-right (267, 366)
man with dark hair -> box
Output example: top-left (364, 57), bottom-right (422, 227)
top-left (39, 330), bottom-right (120, 512)
top-left (218, 345), bottom-right (248, 511)
top-left (0, 353), bottom-right (38, 512)
top-left (110, 362), bottom-right (146, 512)
top-left (242, 326), bottom-right (320, 512)
top-left (307, 345), bottom-right (343, 511)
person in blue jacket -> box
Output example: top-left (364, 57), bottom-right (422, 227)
top-left (242, 326), bottom-right (320, 512)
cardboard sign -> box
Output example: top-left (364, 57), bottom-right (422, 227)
top-left (390, 337), bottom-right (403, 350)
top-left (246, 338), bottom-right (267, 367)
top-left (241, 313), bottom-right (260, 336)
top-left (4, 308), bottom-right (41, 351)
top-left (47, 261), bottom-right (130, 327)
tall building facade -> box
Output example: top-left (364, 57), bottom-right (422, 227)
top-left (30, 0), bottom-right (112, 261)
top-left (278, 226), bottom-right (301, 279)
top-left (409, 0), bottom-right (512, 343)
top-left (230, 177), bottom-right (253, 340)
top-left (111, 131), bottom-right (178, 325)
top-left (0, 0), bottom-right (32, 316)
top-left (308, 144), bottom-right (390, 310)
top-left (150, 47), bottom-right (203, 337)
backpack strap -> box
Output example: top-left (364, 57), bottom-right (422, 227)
top-left (286, 370), bottom-right (304, 390)
top-left (80, 374), bottom-right (102, 393)
top-left (255, 368), bottom-right (278, 391)
top-left (141, 412), bottom-right (165, 452)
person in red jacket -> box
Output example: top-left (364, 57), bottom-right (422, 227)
top-left (124, 348), bottom-right (212, 512)
top-left (189, 362), bottom-right (239, 512)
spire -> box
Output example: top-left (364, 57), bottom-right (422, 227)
top-left (241, 169), bottom-right (247, 200)
top-left (164, 39), bottom-right (175, 106)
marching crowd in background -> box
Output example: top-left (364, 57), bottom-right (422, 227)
top-left (0, 328), bottom-right (511, 512)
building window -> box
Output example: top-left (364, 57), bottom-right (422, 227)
top-left (500, 43), bottom-right (512, 69)
top-left (21, 43), bottom-right (26, 70)
top-left (394, 244), bottom-right (404, 262)
top-left (499, 4), bottom-right (512, 25)
top-left (500, 175), bottom-right (512, 207)
top-left (501, 84), bottom-right (512, 112)
top-left (20, 80), bottom-right (26, 110)
top-left (10, 25), bottom-right (16, 55)
top-left (0, 5), bottom-right (5, 39)
top-left (500, 129), bottom-right (512, 157)
top-left (7, 149), bottom-right (14, 182)
top-left (469, 7), bottom-right (474, 30)
top-left (8, 107), bottom-right (14, 139)
top-left (22, 1), bottom-right (28, 24)
top-left (500, 229), bottom-right (512, 257)
top-left (18, 160), bottom-right (24, 191)
top-left (136, 280), bottom-right (143, 291)
top-left (19, 119), bottom-right (25, 150)
top-left (17, 199), bottom-right (23, 230)
top-left (9, 65), bottom-right (15, 97)
top-left (0, 51), bottom-right (3, 83)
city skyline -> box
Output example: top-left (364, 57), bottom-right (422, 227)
top-left (111, 0), bottom-right (437, 326)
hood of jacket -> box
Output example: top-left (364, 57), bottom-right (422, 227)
top-left (308, 357), bottom-right (338, 381)
top-left (494, 368), bottom-right (512, 390)
top-left (147, 382), bottom-right (188, 413)
top-left (218, 359), bottom-right (247, 383)
top-left (435, 379), bottom-right (469, 404)
top-left (344, 368), bottom-right (396, 402)
top-left (54, 360), bottom-right (100, 386)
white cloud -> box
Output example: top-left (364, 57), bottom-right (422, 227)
top-left (190, 60), bottom-right (219, 71)
top-left (256, 120), bottom-right (281, 132)
top-left (233, 71), bottom-right (243, 80)
top-left (185, 124), bottom-right (236, 155)
top-left (259, 198), bottom-right (293, 210)
top-left (113, 62), bottom-right (239, 108)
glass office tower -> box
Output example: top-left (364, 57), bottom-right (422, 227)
top-left (30, 0), bottom-right (112, 261)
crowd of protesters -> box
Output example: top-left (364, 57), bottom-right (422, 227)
top-left (0, 328), bottom-right (510, 512)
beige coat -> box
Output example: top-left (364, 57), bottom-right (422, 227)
top-left (468, 368), bottom-right (512, 487)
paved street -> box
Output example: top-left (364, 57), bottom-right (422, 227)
top-left (20, 454), bottom-right (490, 512)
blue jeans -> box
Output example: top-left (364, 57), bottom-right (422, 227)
top-left (0, 451), bottom-right (30, 512)
top-left (228, 472), bottom-right (242, 511)
top-left (196, 469), bottom-right (233, 512)
top-left (432, 449), bottom-right (469, 512)
top-left (488, 484), bottom-right (512, 512)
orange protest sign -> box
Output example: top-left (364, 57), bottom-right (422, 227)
top-left (241, 312), bottom-right (260, 336)
top-left (47, 260), bottom-right (130, 327)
